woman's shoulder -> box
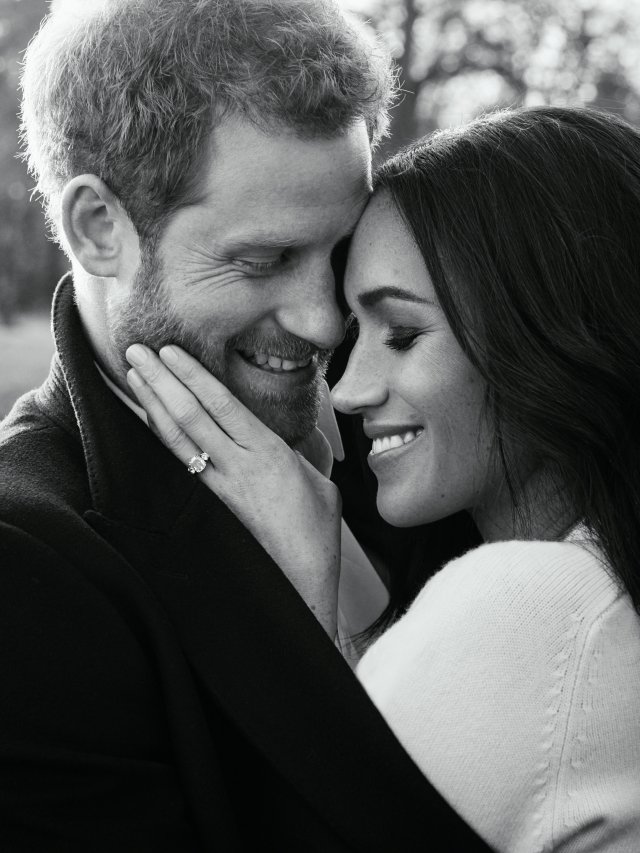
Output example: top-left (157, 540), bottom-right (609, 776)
top-left (410, 535), bottom-right (619, 630)
top-left (359, 536), bottom-right (628, 691)
top-left (358, 537), bottom-right (640, 851)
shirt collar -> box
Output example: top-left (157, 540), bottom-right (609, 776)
top-left (96, 361), bottom-right (149, 423)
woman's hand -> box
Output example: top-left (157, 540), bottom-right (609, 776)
top-left (125, 343), bottom-right (341, 637)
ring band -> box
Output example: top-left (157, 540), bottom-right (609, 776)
top-left (187, 451), bottom-right (210, 474)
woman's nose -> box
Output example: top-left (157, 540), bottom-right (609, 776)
top-left (331, 342), bottom-right (388, 415)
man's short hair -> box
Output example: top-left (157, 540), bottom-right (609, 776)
top-left (20, 0), bottom-right (396, 245)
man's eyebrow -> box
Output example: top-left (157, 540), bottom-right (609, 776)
top-left (221, 233), bottom-right (296, 251)
top-left (223, 226), bottom-right (358, 253)
top-left (357, 286), bottom-right (436, 308)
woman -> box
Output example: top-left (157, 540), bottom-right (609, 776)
top-left (125, 106), bottom-right (640, 850)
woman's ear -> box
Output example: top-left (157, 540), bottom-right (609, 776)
top-left (60, 175), bottom-right (137, 277)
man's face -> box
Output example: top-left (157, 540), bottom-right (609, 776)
top-left (111, 116), bottom-right (372, 445)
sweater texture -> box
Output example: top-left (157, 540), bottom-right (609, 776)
top-left (357, 536), bottom-right (640, 852)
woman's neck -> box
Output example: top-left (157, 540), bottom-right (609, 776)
top-left (472, 467), bottom-right (578, 543)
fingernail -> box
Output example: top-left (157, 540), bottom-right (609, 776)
top-left (127, 344), bottom-right (148, 366)
top-left (160, 346), bottom-right (179, 365)
top-left (127, 368), bottom-right (145, 388)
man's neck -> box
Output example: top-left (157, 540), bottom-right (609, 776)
top-left (74, 270), bottom-right (134, 399)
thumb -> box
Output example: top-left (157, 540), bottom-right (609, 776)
top-left (294, 428), bottom-right (334, 477)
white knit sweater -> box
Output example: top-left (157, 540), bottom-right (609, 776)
top-left (357, 535), bottom-right (640, 852)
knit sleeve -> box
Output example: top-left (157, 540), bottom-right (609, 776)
top-left (356, 540), bottom-right (640, 852)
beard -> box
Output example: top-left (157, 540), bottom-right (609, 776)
top-left (110, 245), bottom-right (332, 446)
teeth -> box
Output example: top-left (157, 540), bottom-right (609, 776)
top-left (240, 349), bottom-right (312, 371)
top-left (370, 429), bottom-right (423, 456)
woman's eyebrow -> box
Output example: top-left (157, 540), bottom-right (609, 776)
top-left (357, 286), bottom-right (436, 308)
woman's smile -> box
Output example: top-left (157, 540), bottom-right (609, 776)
top-left (366, 425), bottom-right (424, 462)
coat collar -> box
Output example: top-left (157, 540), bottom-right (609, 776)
top-left (39, 274), bottom-right (490, 851)
top-left (44, 273), bottom-right (201, 532)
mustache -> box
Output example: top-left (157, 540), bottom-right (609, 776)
top-left (227, 330), bottom-right (332, 363)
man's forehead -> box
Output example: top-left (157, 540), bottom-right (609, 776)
top-left (179, 179), bottom-right (369, 252)
top-left (204, 172), bottom-right (370, 213)
top-left (176, 116), bottom-right (372, 246)
top-left (218, 206), bottom-right (366, 251)
top-left (202, 117), bottom-right (372, 197)
top-left (204, 157), bottom-right (371, 212)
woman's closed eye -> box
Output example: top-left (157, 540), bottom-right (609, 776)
top-left (384, 325), bottom-right (423, 351)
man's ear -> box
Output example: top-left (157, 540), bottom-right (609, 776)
top-left (60, 175), bottom-right (137, 277)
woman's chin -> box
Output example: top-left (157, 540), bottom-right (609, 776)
top-left (376, 492), bottom-right (426, 528)
top-left (376, 488), bottom-right (463, 529)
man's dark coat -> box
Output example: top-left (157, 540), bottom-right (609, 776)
top-left (0, 276), bottom-right (491, 852)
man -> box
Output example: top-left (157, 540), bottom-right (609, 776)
top-left (0, 0), bottom-right (491, 849)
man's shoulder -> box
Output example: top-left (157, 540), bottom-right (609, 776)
top-left (0, 386), bottom-right (90, 541)
top-left (1, 386), bottom-right (56, 442)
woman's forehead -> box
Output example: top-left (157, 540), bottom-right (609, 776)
top-left (345, 193), bottom-right (435, 305)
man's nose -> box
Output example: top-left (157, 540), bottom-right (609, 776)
top-left (275, 266), bottom-right (346, 352)
top-left (331, 339), bottom-right (388, 415)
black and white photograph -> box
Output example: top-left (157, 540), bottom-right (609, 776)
top-left (1, 0), bottom-right (639, 849)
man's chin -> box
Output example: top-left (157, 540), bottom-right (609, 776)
top-left (228, 381), bottom-right (321, 447)
top-left (256, 409), bottom-right (316, 447)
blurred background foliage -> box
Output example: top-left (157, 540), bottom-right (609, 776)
top-left (2, 0), bottom-right (640, 321)
top-left (0, 0), bottom-right (66, 323)
top-left (348, 0), bottom-right (640, 155)
top-left (0, 0), bottom-right (640, 411)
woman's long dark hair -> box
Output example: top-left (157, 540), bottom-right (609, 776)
top-left (375, 106), bottom-right (640, 611)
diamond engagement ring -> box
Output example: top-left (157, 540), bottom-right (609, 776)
top-left (187, 452), bottom-right (210, 474)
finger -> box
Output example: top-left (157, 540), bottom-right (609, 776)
top-left (158, 345), bottom-right (277, 450)
top-left (126, 345), bottom-right (237, 468)
top-left (126, 369), bottom-right (215, 476)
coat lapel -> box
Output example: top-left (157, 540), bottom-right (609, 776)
top-left (47, 275), bottom-right (490, 851)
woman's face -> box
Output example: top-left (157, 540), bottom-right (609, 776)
top-left (332, 192), bottom-right (503, 528)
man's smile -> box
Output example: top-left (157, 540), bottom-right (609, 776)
top-left (237, 347), bottom-right (313, 373)
top-left (230, 348), bottom-right (317, 390)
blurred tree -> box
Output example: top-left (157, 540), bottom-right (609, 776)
top-left (345, 0), bottom-right (640, 155)
top-left (0, 0), bottom-right (67, 323)
top-left (2, 0), bottom-right (640, 321)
